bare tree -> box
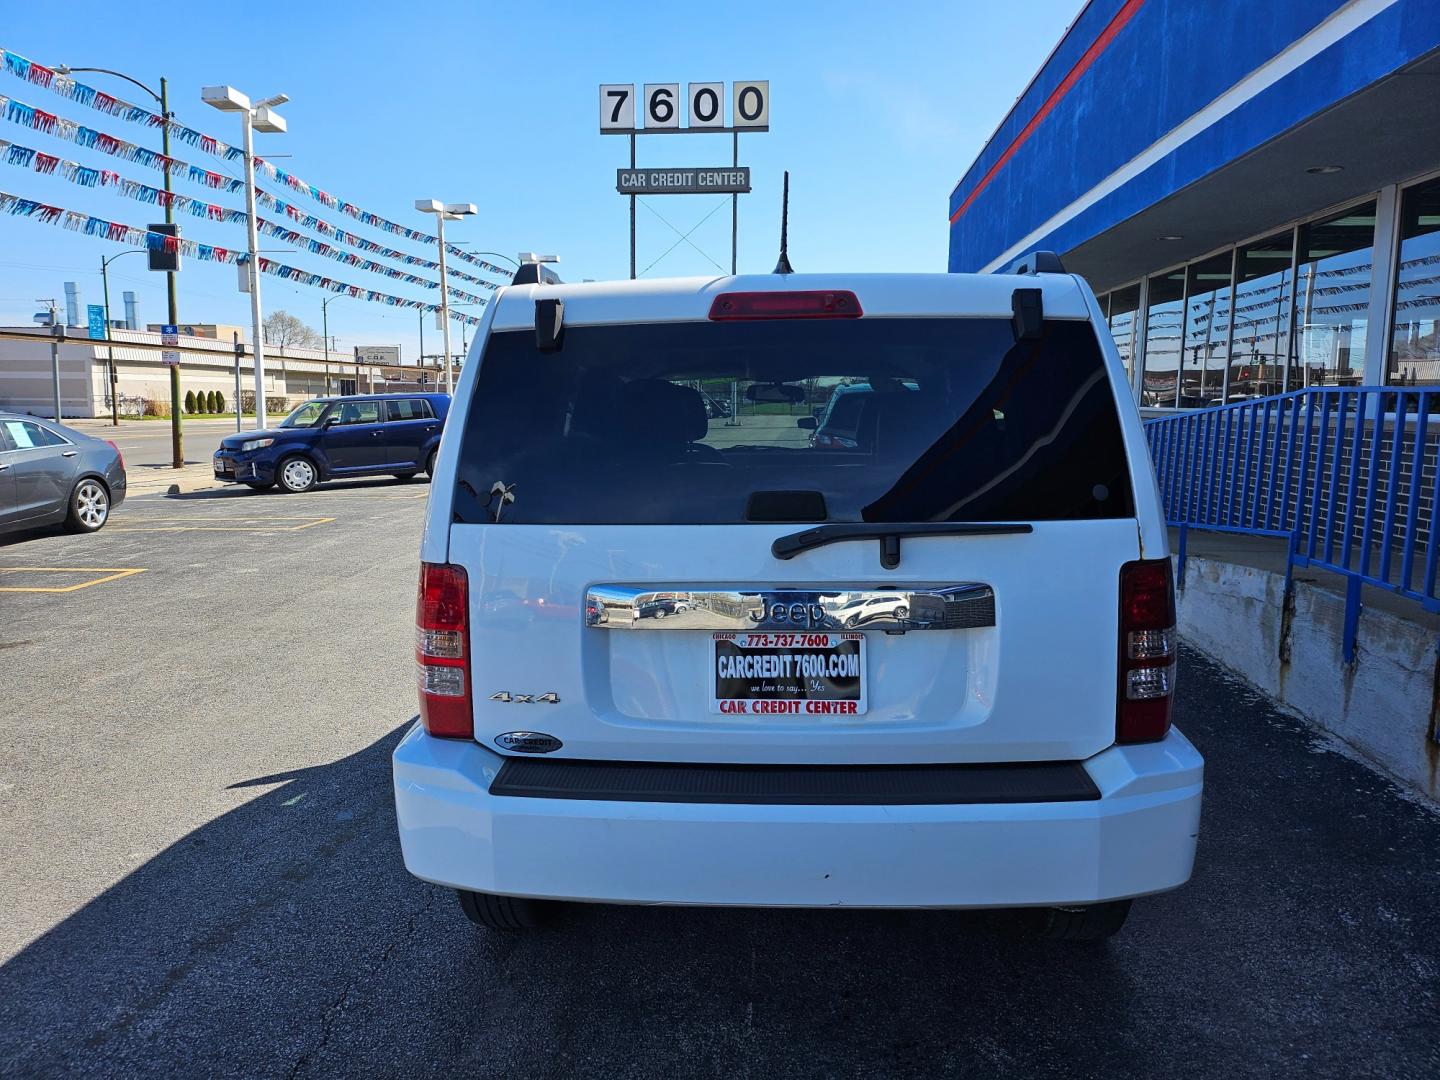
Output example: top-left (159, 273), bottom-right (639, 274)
top-left (262, 310), bottom-right (322, 350)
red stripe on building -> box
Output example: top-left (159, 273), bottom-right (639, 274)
top-left (949, 0), bottom-right (1145, 225)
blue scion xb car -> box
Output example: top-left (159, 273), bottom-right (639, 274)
top-left (213, 393), bottom-right (450, 493)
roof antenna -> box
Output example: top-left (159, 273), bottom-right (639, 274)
top-left (773, 170), bottom-right (793, 275)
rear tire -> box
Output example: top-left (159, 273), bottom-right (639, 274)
top-left (65, 477), bottom-right (110, 533)
top-left (1023, 899), bottom-right (1132, 942)
top-left (424, 449), bottom-right (437, 478)
top-left (392, 472), bottom-right (419, 481)
top-left (456, 889), bottom-right (549, 931)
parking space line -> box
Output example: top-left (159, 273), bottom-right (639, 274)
top-left (0, 567), bottom-right (147, 593)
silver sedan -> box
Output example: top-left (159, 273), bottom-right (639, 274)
top-left (0, 412), bottom-right (127, 537)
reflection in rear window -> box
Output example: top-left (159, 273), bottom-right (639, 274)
top-left (453, 318), bottom-right (1134, 525)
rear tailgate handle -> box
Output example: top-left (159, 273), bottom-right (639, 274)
top-left (585, 585), bottom-right (995, 632)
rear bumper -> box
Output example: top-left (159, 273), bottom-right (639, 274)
top-left (392, 724), bottom-right (1203, 908)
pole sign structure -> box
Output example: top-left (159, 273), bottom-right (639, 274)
top-left (159, 324), bottom-right (181, 366)
top-left (600, 81), bottom-right (769, 278)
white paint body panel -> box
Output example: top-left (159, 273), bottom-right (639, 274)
top-left (393, 721), bottom-right (1203, 906)
top-left (399, 270), bottom-right (1200, 908)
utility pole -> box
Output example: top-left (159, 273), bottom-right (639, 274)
top-left (56, 66), bottom-right (184, 458)
top-left (101, 256), bottom-right (117, 425)
top-left (40, 299), bottom-right (62, 420)
top-left (160, 78), bottom-right (183, 466)
top-left (233, 332), bottom-right (243, 432)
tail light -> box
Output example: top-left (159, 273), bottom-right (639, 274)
top-left (709, 290), bottom-right (862, 320)
top-left (1117, 558), bottom-right (1176, 743)
top-left (105, 439), bottom-right (124, 470)
top-left (416, 563), bottom-right (472, 738)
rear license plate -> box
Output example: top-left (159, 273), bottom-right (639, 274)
top-left (711, 632), bottom-right (866, 716)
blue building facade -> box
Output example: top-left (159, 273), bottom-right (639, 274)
top-left (949, 0), bottom-right (1440, 408)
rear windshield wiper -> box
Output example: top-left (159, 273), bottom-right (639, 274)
top-left (772, 522), bottom-right (1033, 569)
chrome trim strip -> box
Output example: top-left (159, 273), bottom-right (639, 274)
top-left (585, 585), bottom-right (994, 632)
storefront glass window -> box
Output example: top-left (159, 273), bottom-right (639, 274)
top-left (1390, 177), bottom-right (1440, 387)
top-left (1109, 283), bottom-right (1141, 388)
top-left (1231, 231), bottom-right (1295, 398)
top-left (1141, 269), bottom-right (1185, 407)
top-left (1182, 252), bottom-right (1233, 407)
top-left (1294, 202), bottom-right (1375, 388)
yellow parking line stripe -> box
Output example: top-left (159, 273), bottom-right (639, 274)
top-left (0, 567), bottom-right (146, 593)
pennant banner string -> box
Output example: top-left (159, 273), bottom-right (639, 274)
top-left (0, 187), bottom-right (484, 324)
top-left (0, 138), bottom-right (494, 302)
top-left (0, 48), bottom-right (509, 277)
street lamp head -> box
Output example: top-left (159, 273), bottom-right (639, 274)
top-left (415, 199), bottom-right (444, 214)
top-left (255, 93), bottom-right (290, 108)
top-left (253, 105), bottom-right (287, 134)
top-left (519, 253), bottom-right (560, 265)
top-left (443, 203), bottom-right (478, 217)
top-left (201, 85), bottom-right (251, 112)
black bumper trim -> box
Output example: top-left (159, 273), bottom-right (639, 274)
top-left (488, 758), bottom-right (1101, 806)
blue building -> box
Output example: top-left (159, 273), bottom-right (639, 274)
top-left (949, 0), bottom-right (1440, 409)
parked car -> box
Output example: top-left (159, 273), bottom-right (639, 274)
top-left (798, 380), bottom-right (919, 449)
top-left (636, 598), bottom-right (678, 620)
top-left (212, 393), bottom-right (450, 493)
top-left (0, 411), bottom-right (126, 537)
top-left (394, 264), bottom-right (1200, 941)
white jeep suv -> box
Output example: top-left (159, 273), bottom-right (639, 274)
top-left (392, 266), bottom-right (1202, 939)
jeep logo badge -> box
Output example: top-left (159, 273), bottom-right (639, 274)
top-left (750, 600), bottom-right (826, 626)
top-left (495, 731), bottom-right (563, 754)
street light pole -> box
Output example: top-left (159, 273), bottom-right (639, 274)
top-left (159, 77), bottom-right (184, 466)
top-left (203, 86), bottom-right (288, 430)
top-left (240, 115), bottom-right (267, 428)
top-left (415, 200), bottom-right (477, 395)
top-left (100, 249), bottom-right (145, 426)
top-left (56, 65), bottom-right (184, 462)
top-left (321, 295), bottom-right (340, 396)
top-left (436, 213), bottom-right (453, 394)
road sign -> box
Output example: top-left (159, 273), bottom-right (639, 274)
top-left (161, 351), bottom-right (181, 366)
top-left (87, 305), bottom-right (107, 340)
top-left (160, 324), bottom-right (179, 347)
top-left (617, 167), bottom-right (751, 195)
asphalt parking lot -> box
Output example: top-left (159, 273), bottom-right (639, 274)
top-left (2, 482), bottom-right (1439, 1078)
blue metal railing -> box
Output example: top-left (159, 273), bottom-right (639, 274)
top-left (1144, 386), bottom-right (1440, 662)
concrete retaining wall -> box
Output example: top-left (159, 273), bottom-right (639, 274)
top-left (1177, 556), bottom-right (1439, 801)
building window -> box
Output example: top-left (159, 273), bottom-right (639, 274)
top-left (1109, 283), bottom-right (1141, 388)
top-left (1232, 230), bottom-right (1296, 398)
top-left (1294, 202), bottom-right (1376, 389)
top-left (1390, 176), bottom-right (1440, 387)
top-left (1182, 252), bottom-right (1233, 407)
top-left (1141, 269), bottom-right (1185, 407)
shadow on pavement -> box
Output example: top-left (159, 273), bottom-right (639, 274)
top-left (0, 720), bottom-right (1144, 1080)
top-left (162, 475), bottom-right (429, 503)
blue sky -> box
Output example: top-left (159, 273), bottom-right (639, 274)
top-left (0, 0), bottom-right (1081, 360)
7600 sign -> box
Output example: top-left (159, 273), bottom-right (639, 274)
top-left (599, 81), bottom-right (768, 133)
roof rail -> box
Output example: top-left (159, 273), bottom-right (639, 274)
top-left (995, 250), bottom-right (1065, 275)
top-left (512, 253), bottom-right (562, 286)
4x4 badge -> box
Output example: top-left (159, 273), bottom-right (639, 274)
top-left (490, 691), bottom-right (560, 704)
top-left (495, 731), bottom-right (563, 754)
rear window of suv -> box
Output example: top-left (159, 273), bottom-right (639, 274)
top-left (452, 317), bottom-right (1134, 525)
